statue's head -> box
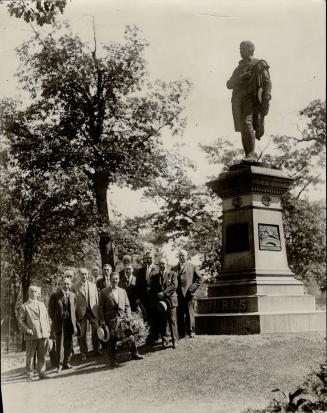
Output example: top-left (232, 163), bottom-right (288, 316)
top-left (240, 41), bottom-right (255, 59)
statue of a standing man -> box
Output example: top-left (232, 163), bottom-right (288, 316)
top-left (226, 41), bottom-right (272, 161)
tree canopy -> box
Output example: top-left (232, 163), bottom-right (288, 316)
top-left (1, 23), bottom-right (191, 266)
top-left (3, 0), bottom-right (68, 26)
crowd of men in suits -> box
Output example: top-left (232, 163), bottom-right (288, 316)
top-left (18, 249), bottom-right (202, 381)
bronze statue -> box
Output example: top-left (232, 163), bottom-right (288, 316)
top-left (226, 41), bottom-right (272, 161)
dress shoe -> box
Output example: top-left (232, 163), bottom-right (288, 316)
top-left (131, 353), bottom-right (144, 360)
top-left (110, 360), bottom-right (119, 367)
top-left (63, 364), bottom-right (72, 370)
top-left (81, 354), bottom-right (87, 362)
top-left (172, 342), bottom-right (177, 349)
top-left (162, 339), bottom-right (169, 348)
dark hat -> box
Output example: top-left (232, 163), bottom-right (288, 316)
top-left (157, 297), bottom-right (171, 313)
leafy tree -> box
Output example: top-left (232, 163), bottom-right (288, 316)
top-left (1, 24), bottom-right (191, 267)
top-left (201, 99), bottom-right (326, 199)
top-left (0, 139), bottom-right (98, 303)
top-left (2, 0), bottom-right (68, 26)
top-left (283, 195), bottom-right (326, 291)
top-left (129, 153), bottom-right (222, 277)
top-left (141, 101), bottom-right (326, 289)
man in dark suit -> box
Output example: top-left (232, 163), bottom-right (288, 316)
top-left (96, 264), bottom-right (112, 293)
top-left (73, 267), bottom-right (99, 361)
top-left (118, 254), bottom-right (132, 276)
top-left (150, 257), bottom-right (178, 348)
top-left (135, 251), bottom-right (158, 345)
top-left (48, 277), bottom-right (77, 372)
top-left (119, 264), bottom-right (138, 312)
top-left (98, 272), bottom-right (143, 367)
top-left (172, 249), bottom-right (201, 339)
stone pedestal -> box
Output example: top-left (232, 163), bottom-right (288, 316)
top-left (195, 161), bottom-right (325, 334)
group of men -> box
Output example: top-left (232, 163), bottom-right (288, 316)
top-left (18, 249), bottom-right (201, 380)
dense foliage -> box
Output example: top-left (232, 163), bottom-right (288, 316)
top-left (3, 0), bottom-right (68, 26)
top-left (1, 23), bottom-right (191, 267)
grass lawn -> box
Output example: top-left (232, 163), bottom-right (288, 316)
top-left (1, 333), bottom-right (326, 413)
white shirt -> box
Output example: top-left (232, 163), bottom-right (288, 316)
top-left (112, 287), bottom-right (119, 303)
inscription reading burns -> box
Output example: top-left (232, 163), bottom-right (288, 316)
top-left (206, 298), bottom-right (247, 313)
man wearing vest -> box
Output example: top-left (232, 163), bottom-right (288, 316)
top-left (119, 264), bottom-right (138, 312)
top-left (19, 285), bottom-right (51, 381)
top-left (135, 251), bottom-right (158, 345)
top-left (96, 264), bottom-right (112, 293)
top-left (74, 267), bottom-right (99, 361)
top-left (226, 40), bottom-right (272, 161)
top-left (150, 257), bottom-right (178, 348)
top-left (48, 277), bottom-right (77, 372)
top-left (172, 249), bottom-right (201, 339)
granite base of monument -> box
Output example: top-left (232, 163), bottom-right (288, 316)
top-left (195, 162), bottom-right (326, 335)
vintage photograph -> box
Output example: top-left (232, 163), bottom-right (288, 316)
top-left (0, 1), bottom-right (325, 412)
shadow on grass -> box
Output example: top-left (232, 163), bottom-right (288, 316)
top-left (1, 341), bottom-right (172, 385)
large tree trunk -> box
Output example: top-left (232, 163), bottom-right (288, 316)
top-left (22, 231), bottom-right (34, 303)
top-left (93, 172), bottom-right (115, 267)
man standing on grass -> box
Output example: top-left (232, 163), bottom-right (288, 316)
top-left (48, 277), bottom-right (77, 373)
top-left (98, 272), bottom-right (143, 367)
top-left (19, 285), bottom-right (51, 381)
top-left (135, 251), bottom-right (159, 345)
top-left (172, 249), bottom-right (201, 339)
top-left (150, 257), bottom-right (178, 348)
top-left (74, 267), bottom-right (99, 361)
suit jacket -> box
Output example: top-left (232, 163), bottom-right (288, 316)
top-left (118, 272), bottom-right (138, 312)
top-left (19, 300), bottom-right (50, 341)
top-left (150, 270), bottom-right (178, 307)
top-left (48, 290), bottom-right (77, 334)
top-left (98, 287), bottom-right (131, 325)
top-left (135, 265), bottom-right (158, 304)
top-left (96, 277), bottom-right (111, 293)
top-left (73, 280), bottom-right (98, 321)
top-left (171, 262), bottom-right (201, 298)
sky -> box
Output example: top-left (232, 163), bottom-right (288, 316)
top-left (0, 0), bottom-right (325, 260)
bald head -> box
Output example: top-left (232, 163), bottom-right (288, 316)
top-left (240, 41), bottom-right (255, 59)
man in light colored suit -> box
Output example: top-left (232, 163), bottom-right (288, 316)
top-left (74, 267), bottom-right (99, 361)
top-left (172, 249), bottom-right (202, 339)
top-left (48, 278), bottom-right (77, 372)
top-left (98, 272), bottom-right (143, 367)
top-left (19, 285), bottom-right (51, 381)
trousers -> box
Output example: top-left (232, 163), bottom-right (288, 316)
top-left (78, 308), bottom-right (99, 354)
top-left (25, 338), bottom-right (47, 378)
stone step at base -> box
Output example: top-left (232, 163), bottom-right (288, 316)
top-left (208, 281), bottom-right (304, 297)
top-left (197, 294), bottom-right (316, 314)
top-left (195, 311), bottom-right (326, 335)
